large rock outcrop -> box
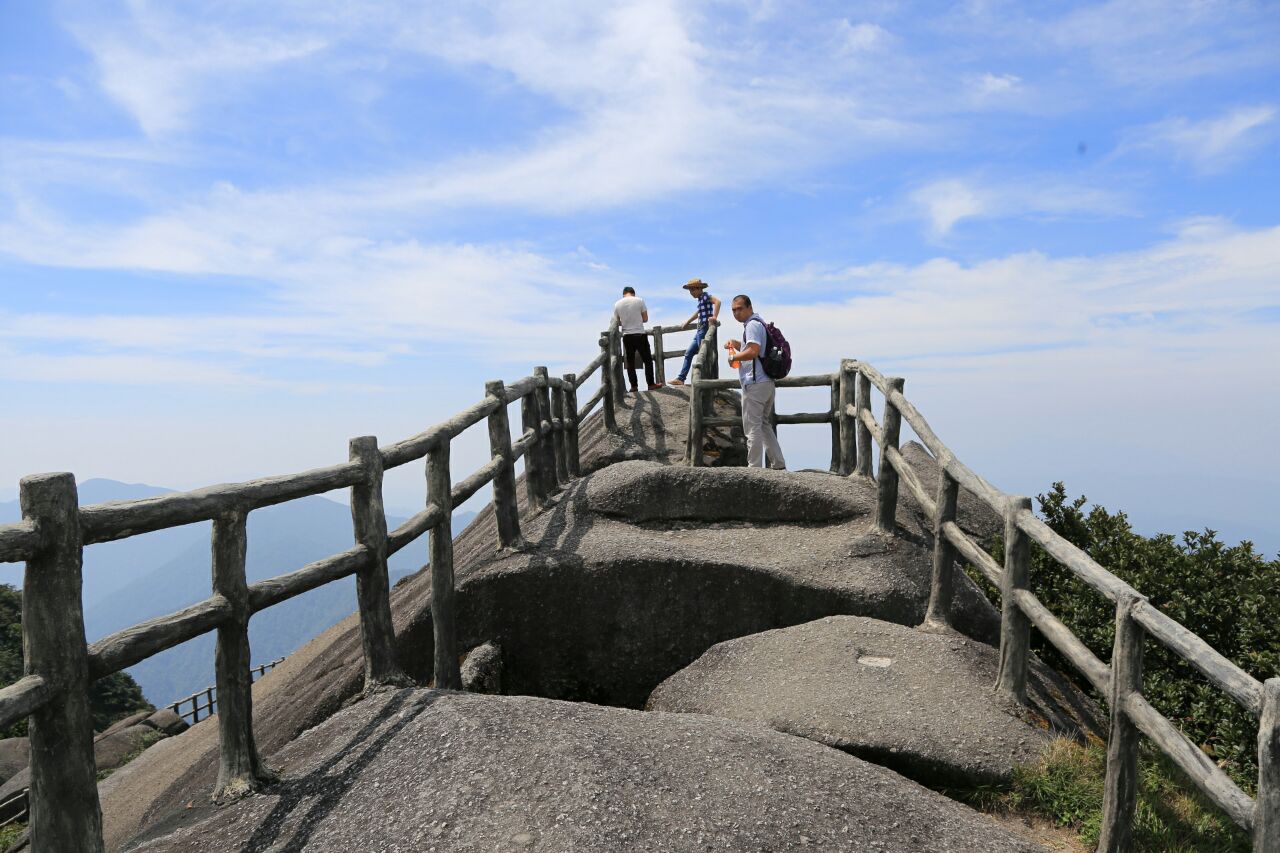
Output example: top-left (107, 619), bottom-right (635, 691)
top-left (123, 688), bottom-right (1045, 853)
top-left (648, 615), bottom-right (1104, 788)
top-left (97, 387), bottom-right (1021, 850)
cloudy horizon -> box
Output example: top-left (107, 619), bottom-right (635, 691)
top-left (2, 0), bottom-right (1278, 554)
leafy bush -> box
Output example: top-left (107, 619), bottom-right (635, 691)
top-left (1, 584), bottom-right (153, 738)
top-left (965, 484), bottom-right (1279, 789)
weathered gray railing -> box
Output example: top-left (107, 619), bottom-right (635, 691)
top-left (0, 339), bottom-right (617, 853)
top-left (840, 358), bottom-right (1278, 853)
top-left (167, 657), bottom-right (285, 725)
top-left (684, 335), bottom-right (843, 471)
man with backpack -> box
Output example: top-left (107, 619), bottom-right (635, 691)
top-left (725, 294), bottom-right (787, 470)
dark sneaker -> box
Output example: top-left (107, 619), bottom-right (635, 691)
top-left (648, 383), bottom-right (664, 390)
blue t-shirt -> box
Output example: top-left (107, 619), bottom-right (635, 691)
top-left (738, 316), bottom-right (769, 387)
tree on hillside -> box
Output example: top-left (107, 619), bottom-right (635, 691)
top-left (0, 583), bottom-right (152, 738)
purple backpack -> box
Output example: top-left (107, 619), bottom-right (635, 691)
top-left (747, 314), bottom-right (792, 380)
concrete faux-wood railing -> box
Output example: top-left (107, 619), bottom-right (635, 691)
top-left (166, 657), bottom-right (285, 726)
top-left (687, 354), bottom-right (1279, 853)
top-left (2, 318), bottom-right (1275, 853)
top-left (0, 325), bottom-right (645, 853)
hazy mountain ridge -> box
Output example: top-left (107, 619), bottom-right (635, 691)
top-left (1, 480), bottom-right (474, 705)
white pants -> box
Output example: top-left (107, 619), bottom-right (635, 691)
top-left (742, 381), bottom-right (786, 469)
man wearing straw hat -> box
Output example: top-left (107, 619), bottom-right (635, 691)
top-left (669, 278), bottom-right (721, 386)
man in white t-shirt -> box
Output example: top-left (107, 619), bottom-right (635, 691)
top-left (724, 294), bottom-right (785, 469)
top-left (613, 286), bottom-right (662, 392)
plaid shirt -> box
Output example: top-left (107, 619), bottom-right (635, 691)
top-left (696, 293), bottom-right (714, 326)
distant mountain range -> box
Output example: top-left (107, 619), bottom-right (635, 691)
top-left (1, 480), bottom-right (474, 705)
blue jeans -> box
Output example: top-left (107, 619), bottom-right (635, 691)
top-left (676, 324), bottom-right (707, 381)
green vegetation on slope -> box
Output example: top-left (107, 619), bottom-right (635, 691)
top-left (1, 583), bottom-right (152, 738)
top-left (960, 483), bottom-right (1277, 848)
top-left (970, 738), bottom-right (1250, 852)
top-left (975, 483), bottom-right (1278, 787)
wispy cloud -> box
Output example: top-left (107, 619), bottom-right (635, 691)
top-left (67, 1), bottom-right (329, 136)
top-left (905, 175), bottom-right (1130, 237)
top-left (1118, 105), bottom-right (1277, 173)
top-left (728, 222), bottom-right (1280, 371)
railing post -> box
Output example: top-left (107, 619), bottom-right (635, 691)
top-left (688, 362), bottom-right (705, 466)
top-left (212, 511), bottom-right (273, 801)
top-left (610, 326), bottom-right (626, 406)
top-left (520, 389), bottom-right (549, 508)
top-left (20, 473), bottom-right (104, 853)
top-left (1098, 593), bottom-right (1144, 853)
top-left (838, 360), bottom-right (857, 476)
top-left (426, 442), bottom-right (460, 690)
top-left (653, 326), bottom-right (666, 385)
top-left (533, 367), bottom-right (560, 496)
top-left (1254, 678), bottom-right (1280, 852)
top-left (874, 377), bottom-right (905, 533)
top-left (923, 471), bottom-right (960, 629)
top-left (855, 370), bottom-right (873, 477)
top-left (995, 496), bottom-right (1033, 704)
top-left (828, 377), bottom-right (840, 473)
top-left (485, 380), bottom-right (524, 550)
top-left (598, 333), bottom-right (617, 432)
top-left (550, 379), bottom-right (570, 486)
top-left (708, 321), bottom-right (720, 380)
top-left (563, 373), bottom-right (581, 478)
top-left (348, 436), bottom-right (408, 689)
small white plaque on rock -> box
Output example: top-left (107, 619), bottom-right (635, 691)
top-left (857, 655), bottom-right (893, 668)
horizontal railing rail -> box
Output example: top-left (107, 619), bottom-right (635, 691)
top-left (0, 332), bottom-right (618, 852)
top-left (168, 657), bottom-right (285, 725)
top-left (835, 358), bottom-right (1277, 853)
top-left (3, 331), bottom-right (1273, 853)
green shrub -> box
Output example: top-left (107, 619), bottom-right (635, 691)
top-left (964, 484), bottom-right (1279, 789)
top-left (974, 737), bottom-right (1250, 851)
top-left (1, 583), bottom-right (153, 738)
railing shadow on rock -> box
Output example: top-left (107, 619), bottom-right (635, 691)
top-left (686, 355), bottom-right (1278, 853)
top-left (0, 325), bottom-right (644, 853)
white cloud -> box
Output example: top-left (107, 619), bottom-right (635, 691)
top-left (1047, 0), bottom-right (1280, 86)
top-left (836, 20), bottom-right (891, 52)
top-left (730, 223), bottom-right (1280, 369)
top-left (972, 72), bottom-right (1021, 98)
top-left (68, 1), bottom-right (328, 135)
top-left (1120, 105), bottom-right (1277, 173)
top-left (906, 175), bottom-right (1129, 237)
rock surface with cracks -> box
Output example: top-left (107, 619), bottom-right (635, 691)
top-left (648, 615), bottom-right (1105, 789)
top-left (95, 385), bottom-right (1047, 851)
top-left (122, 688), bottom-right (1047, 853)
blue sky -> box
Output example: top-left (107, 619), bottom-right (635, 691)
top-left (2, 1), bottom-right (1278, 552)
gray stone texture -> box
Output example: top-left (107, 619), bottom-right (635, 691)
top-left (142, 709), bottom-right (187, 737)
top-left (586, 460), bottom-right (862, 522)
top-left (648, 615), bottom-right (1104, 788)
top-left (123, 688), bottom-right (1045, 853)
top-left (96, 387), bottom-right (1012, 850)
top-left (101, 711), bottom-right (151, 738)
top-left (460, 641), bottom-right (503, 695)
top-left (0, 737), bottom-right (28, 786)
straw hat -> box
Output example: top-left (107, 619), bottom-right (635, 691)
top-left (682, 278), bottom-right (708, 291)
